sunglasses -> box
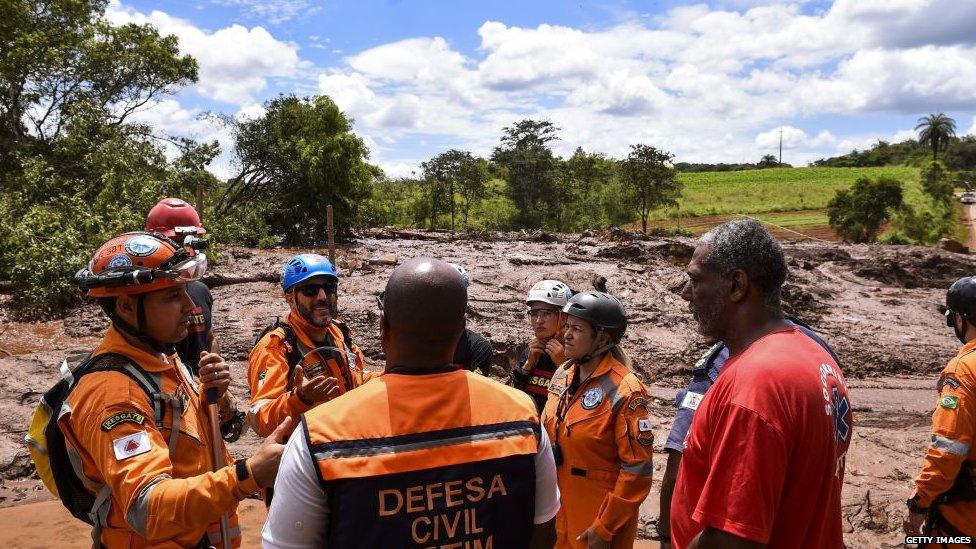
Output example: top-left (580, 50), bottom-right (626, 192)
top-left (295, 281), bottom-right (338, 297)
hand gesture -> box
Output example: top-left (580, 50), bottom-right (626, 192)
top-left (293, 365), bottom-right (340, 405)
top-left (545, 339), bottom-right (565, 365)
top-left (246, 417), bottom-right (293, 489)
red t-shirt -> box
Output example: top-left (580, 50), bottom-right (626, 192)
top-left (671, 327), bottom-right (852, 548)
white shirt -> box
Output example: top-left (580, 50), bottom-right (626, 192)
top-left (262, 420), bottom-right (561, 548)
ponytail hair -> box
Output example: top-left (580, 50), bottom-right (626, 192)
top-left (610, 344), bottom-right (632, 367)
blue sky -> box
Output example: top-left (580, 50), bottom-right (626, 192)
top-left (110, 0), bottom-right (976, 177)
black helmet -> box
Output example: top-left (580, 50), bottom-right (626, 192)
top-left (562, 291), bottom-right (627, 342)
top-left (946, 276), bottom-right (976, 326)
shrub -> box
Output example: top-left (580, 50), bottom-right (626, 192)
top-left (827, 177), bottom-right (904, 243)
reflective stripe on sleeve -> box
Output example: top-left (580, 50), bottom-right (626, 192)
top-left (247, 399), bottom-right (272, 430)
top-left (619, 460), bottom-right (653, 476)
top-left (126, 475), bottom-right (171, 536)
top-left (931, 435), bottom-right (971, 456)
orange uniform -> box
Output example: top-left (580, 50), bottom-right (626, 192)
top-left (303, 368), bottom-right (541, 547)
top-left (911, 338), bottom-right (976, 536)
top-left (542, 353), bottom-right (654, 547)
top-left (247, 312), bottom-right (366, 437)
top-left (59, 326), bottom-right (259, 548)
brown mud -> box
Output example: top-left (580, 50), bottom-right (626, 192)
top-left (2, 228), bottom-right (973, 547)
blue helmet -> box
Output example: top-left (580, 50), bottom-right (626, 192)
top-left (281, 254), bottom-right (339, 292)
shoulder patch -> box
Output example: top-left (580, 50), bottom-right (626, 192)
top-left (628, 396), bottom-right (649, 411)
top-left (680, 391), bottom-right (704, 411)
top-left (112, 431), bottom-right (151, 460)
top-left (581, 387), bottom-right (604, 410)
top-left (940, 395), bottom-right (960, 409)
top-left (548, 368), bottom-right (568, 395)
top-left (101, 411), bottom-right (146, 431)
top-left (938, 376), bottom-right (961, 391)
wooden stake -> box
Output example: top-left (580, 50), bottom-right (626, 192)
top-left (327, 204), bottom-right (336, 265)
top-left (196, 180), bottom-right (205, 223)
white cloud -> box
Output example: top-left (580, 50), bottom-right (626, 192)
top-left (213, 0), bottom-right (320, 25)
top-left (968, 117), bottom-right (976, 137)
top-left (112, 0), bottom-right (976, 173)
top-left (793, 46), bottom-right (976, 114)
top-left (106, 1), bottom-right (304, 105)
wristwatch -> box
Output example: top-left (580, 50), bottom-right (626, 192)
top-left (906, 496), bottom-right (928, 514)
top-left (235, 459), bottom-right (251, 483)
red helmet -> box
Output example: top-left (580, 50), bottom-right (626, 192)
top-left (145, 198), bottom-right (206, 238)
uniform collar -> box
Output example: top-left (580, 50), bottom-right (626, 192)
top-left (94, 325), bottom-right (175, 372)
top-left (570, 351), bottom-right (620, 386)
top-left (287, 311), bottom-right (336, 349)
top-left (957, 337), bottom-right (976, 358)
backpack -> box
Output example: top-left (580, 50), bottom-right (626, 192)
top-left (253, 318), bottom-right (358, 389)
top-left (25, 352), bottom-right (183, 547)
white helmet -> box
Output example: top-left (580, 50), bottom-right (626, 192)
top-left (526, 280), bottom-right (572, 307)
top-left (450, 263), bottom-right (470, 288)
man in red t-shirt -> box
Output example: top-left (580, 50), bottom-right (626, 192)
top-left (671, 220), bottom-right (852, 549)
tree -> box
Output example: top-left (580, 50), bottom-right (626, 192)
top-left (217, 95), bottom-right (376, 243)
top-left (457, 155), bottom-right (490, 226)
top-left (827, 177), bottom-right (904, 243)
top-left (921, 160), bottom-right (954, 204)
top-left (757, 154), bottom-right (779, 168)
top-left (0, 0), bottom-right (197, 164)
top-left (491, 119), bottom-right (561, 229)
top-left (420, 150), bottom-right (489, 229)
top-left (0, 0), bottom-right (201, 318)
top-left (619, 144), bottom-right (682, 233)
top-left (915, 113), bottom-right (957, 160)
top-left (563, 147), bottom-right (615, 230)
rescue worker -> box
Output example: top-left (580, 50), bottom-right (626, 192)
top-left (541, 291), bottom-right (654, 548)
top-left (262, 257), bottom-right (560, 548)
top-left (512, 279), bottom-right (573, 412)
top-left (671, 220), bottom-right (852, 548)
top-left (65, 232), bottom-right (289, 547)
top-left (449, 263), bottom-right (494, 374)
top-left (145, 197), bottom-right (215, 375)
top-left (145, 197), bottom-right (245, 442)
top-left (247, 253), bottom-right (367, 438)
top-left (656, 318), bottom-right (840, 547)
top-left (904, 276), bottom-right (976, 541)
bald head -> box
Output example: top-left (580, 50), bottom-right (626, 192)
top-left (382, 257), bottom-right (467, 366)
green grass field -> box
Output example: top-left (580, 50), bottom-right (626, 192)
top-left (654, 166), bottom-right (921, 225)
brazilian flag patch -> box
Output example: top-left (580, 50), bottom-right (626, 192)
top-left (939, 395), bottom-right (960, 410)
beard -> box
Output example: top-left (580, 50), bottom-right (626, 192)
top-left (691, 294), bottom-right (725, 339)
top-left (297, 296), bottom-right (335, 327)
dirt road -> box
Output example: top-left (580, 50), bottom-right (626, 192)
top-left (2, 228), bottom-right (972, 546)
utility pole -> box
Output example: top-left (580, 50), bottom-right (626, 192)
top-left (778, 128), bottom-right (783, 167)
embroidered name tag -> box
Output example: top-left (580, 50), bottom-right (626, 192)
top-left (101, 412), bottom-right (146, 431)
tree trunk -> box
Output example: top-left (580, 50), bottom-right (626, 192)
top-left (642, 217), bottom-right (648, 234)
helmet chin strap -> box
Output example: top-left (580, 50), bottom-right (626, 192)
top-left (576, 328), bottom-right (615, 364)
top-left (107, 296), bottom-right (176, 355)
top-left (953, 314), bottom-right (970, 344)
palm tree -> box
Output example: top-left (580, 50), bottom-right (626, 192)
top-left (915, 113), bottom-right (957, 160)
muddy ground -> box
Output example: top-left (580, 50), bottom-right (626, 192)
top-left (1, 227), bottom-right (973, 547)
